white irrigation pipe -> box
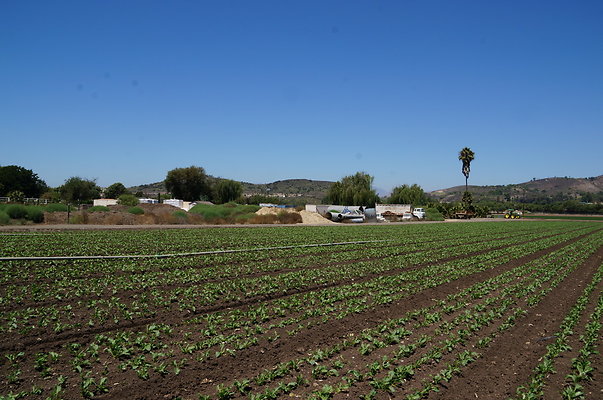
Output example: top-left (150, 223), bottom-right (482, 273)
top-left (0, 239), bottom-right (395, 261)
top-left (0, 233), bottom-right (52, 236)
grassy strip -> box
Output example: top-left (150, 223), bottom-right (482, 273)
top-left (523, 215), bottom-right (603, 221)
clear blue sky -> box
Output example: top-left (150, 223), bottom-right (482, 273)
top-left (2, 1), bottom-right (602, 194)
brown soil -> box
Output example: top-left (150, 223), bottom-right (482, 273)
top-left (1, 225), bottom-right (601, 400)
top-left (430, 245), bottom-right (603, 400)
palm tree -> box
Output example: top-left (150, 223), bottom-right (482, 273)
top-left (458, 147), bottom-right (475, 192)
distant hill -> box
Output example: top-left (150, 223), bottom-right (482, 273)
top-left (128, 181), bottom-right (167, 196)
top-left (129, 178), bottom-right (333, 203)
top-left (429, 175), bottom-right (603, 203)
top-left (130, 174), bottom-right (603, 205)
top-left (241, 179), bottom-right (333, 199)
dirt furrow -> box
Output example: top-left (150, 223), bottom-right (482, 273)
top-left (2, 230), bottom-right (584, 353)
top-left (1, 229), bottom-right (578, 316)
top-left (0, 231), bottom-right (538, 313)
top-left (429, 243), bottom-right (603, 400)
top-left (98, 229), bottom-right (598, 399)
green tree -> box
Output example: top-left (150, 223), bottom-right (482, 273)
top-left (165, 166), bottom-right (211, 201)
top-left (0, 165), bottom-right (48, 197)
top-left (117, 193), bottom-right (139, 206)
top-left (7, 190), bottom-right (25, 203)
top-left (59, 177), bottom-right (101, 204)
top-left (461, 191), bottom-right (475, 213)
top-left (458, 147), bottom-right (475, 193)
top-left (388, 184), bottom-right (428, 206)
top-left (104, 182), bottom-right (129, 199)
top-left (214, 179), bottom-right (243, 204)
top-left (326, 172), bottom-right (379, 207)
top-left (41, 189), bottom-right (61, 203)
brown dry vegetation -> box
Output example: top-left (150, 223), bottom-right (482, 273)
top-left (42, 204), bottom-right (306, 226)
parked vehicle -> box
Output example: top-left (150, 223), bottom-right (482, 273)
top-left (326, 207), bottom-right (366, 222)
top-left (402, 212), bottom-right (414, 221)
top-left (413, 207), bottom-right (426, 219)
top-left (505, 209), bottom-right (522, 219)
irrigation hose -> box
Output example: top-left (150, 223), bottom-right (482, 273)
top-left (0, 239), bottom-right (395, 261)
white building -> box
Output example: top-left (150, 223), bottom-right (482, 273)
top-left (93, 199), bottom-right (118, 207)
top-left (162, 199), bottom-right (196, 211)
top-left (138, 198), bottom-right (159, 204)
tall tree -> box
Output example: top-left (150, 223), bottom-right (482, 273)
top-left (104, 182), bottom-right (129, 199)
top-left (59, 177), bottom-right (101, 204)
top-left (0, 165), bottom-right (48, 197)
top-left (164, 166), bottom-right (211, 201)
top-left (213, 179), bottom-right (243, 204)
top-left (388, 184), bottom-right (428, 206)
top-left (458, 147), bottom-right (475, 192)
top-left (326, 172), bottom-right (379, 207)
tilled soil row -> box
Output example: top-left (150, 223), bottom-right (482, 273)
top-left (98, 229), bottom-right (601, 399)
top-left (540, 278), bottom-right (603, 400)
top-left (208, 231), bottom-right (601, 399)
top-left (3, 228), bottom-right (545, 286)
top-left (429, 243), bottom-right (603, 400)
top-left (0, 229), bottom-right (549, 314)
top-left (1, 228), bottom-right (586, 352)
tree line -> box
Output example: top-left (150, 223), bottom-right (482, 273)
top-left (2, 156), bottom-right (602, 215)
top-left (0, 165), bottom-right (244, 205)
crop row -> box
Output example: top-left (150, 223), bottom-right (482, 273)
top-left (192, 230), bottom-right (602, 399)
top-left (0, 224), bottom-right (590, 342)
top-left (0, 221), bottom-right (580, 259)
top-left (0, 226), bottom-right (537, 304)
top-left (511, 264), bottom-right (602, 400)
top-left (0, 222), bottom-right (600, 399)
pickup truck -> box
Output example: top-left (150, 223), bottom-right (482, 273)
top-left (402, 208), bottom-right (426, 221)
top-left (413, 208), bottom-right (426, 219)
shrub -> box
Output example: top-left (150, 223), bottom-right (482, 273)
top-left (189, 204), bottom-right (222, 219)
top-left (172, 210), bottom-right (188, 219)
top-left (6, 204), bottom-right (27, 219)
top-left (26, 206), bottom-right (44, 223)
top-left (128, 207), bottom-right (144, 215)
top-left (246, 212), bottom-right (302, 224)
top-left (277, 211), bottom-right (302, 224)
top-left (474, 204), bottom-right (490, 218)
top-left (69, 214), bottom-right (86, 224)
top-left (249, 214), bottom-right (278, 224)
top-left (0, 211), bottom-right (10, 225)
top-left (235, 213), bottom-right (254, 221)
top-left (189, 203), bottom-right (260, 221)
top-left (45, 203), bottom-right (68, 212)
top-left (88, 206), bottom-right (110, 212)
top-left (7, 190), bottom-right (25, 203)
top-left (425, 208), bottom-right (445, 221)
top-left (118, 194), bottom-right (139, 207)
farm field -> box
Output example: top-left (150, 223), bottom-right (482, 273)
top-left (522, 214), bottom-right (603, 221)
top-left (1, 221), bottom-right (602, 399)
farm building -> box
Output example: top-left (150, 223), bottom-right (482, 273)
top-left (93, 198), bottom-right (118, 207)
top-left (162, 199), bottom-right (196, 211)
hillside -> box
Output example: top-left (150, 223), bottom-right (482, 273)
top-left (429, 175), bottom-right (603, 203)
top-left (129, 178), bottom-right (333, 202)
top-left (241, 179), bottom-right (333, 199)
